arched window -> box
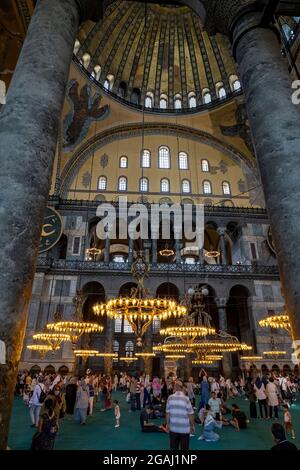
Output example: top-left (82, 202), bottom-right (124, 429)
top-left (118, 176), bottom-right (127, 191)
top-left (152, 318), bottom-right (161, 333)
top-left (103, 74), bottom-right (114, 91)
top-left (203, 89), bottom-right (212, 104)
top-left (119, 156), bottom-right (128, 168)
top-left (93, 65), bottom-right (101, 81)
top-left (125, 340), bottom-right (134, 355)
top-left (131, 88), bottom-right (140, 105)
top-left (174, 95), bottom-right (182, 109)
top-left (145, 92), bottom-right (154, 108)
top-left (203, 180), bottom-right (212, 194)
top-left (160, 94), bottom-right (168, 109)
top-left (141, 149), bottom-right (151, 168)
top-left (118, 81), bottom-right (127, 98)
top-left (222, 181), bottom-right (231, 195)
top-left (182, 179), bottom-right (191, 193)
top-left (201, 159), bottom-right (210, 172)
top-left (189, 96), bottom-right (196, 108)
top-left (159, 146), bottom-right (170, 168)
top-left (140, 177), bottom-right (149, 192)
top-left (160, 178), bottom-right (170, 193)
top-left (178, 151), bottom-right (188, 170)
top-left (233, 80), bottom-right (241, 91)
top-left (0, 80), bottom-right (6, 105)
top-left (103, 79), bottom-right (110, 90)
top-left (98, 176), bottom-right (107, 191)
top-left (217, 83), bottom-right (226, 99)
top-left (73, 39), bottom-right (81, 55)
top-left (114, 318), bottom-right (122, 333)
top-left (124, 320), bottom-right (134, 333)
top-left (113, 340), bottom-right (119, 353)
top-left (82, 53), bottom-right (91, 68)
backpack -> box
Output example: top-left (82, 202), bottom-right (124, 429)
top-left (38, 385), bottom-right (46, 404)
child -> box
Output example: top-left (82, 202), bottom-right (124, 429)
top-left (113, 400), bottom-right (121, 428)
top-left (198, 405), bottom-right (222, 442)
top-left (283, 404), bottom-right (296, 439)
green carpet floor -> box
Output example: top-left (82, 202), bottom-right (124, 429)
top-left (8, 392), bottom-right (300, 450)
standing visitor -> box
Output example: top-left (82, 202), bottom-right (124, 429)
top-left (186, 377), bottom-right (196, 408)
top-left (166, 380), bottom-right (195, 450)
top-left (254, 377), bottom-right (268, 419)
top-left (65, 377), bottom-right (77, 416)
top-left (113, 373), bottom-right (119, 392)
top-left (129, 376), bottom-right (137, 412)
top-left (283, 404), bottom-right (296, 440)
top-left (208, 391), bottom-right (222, 421)
top-left (135, 377), bottom-right (142, 411)
top-left (29, 376), bottom-right (46, 428)
top-left (199, 376), bottom-right (210, 409)
top-left (246, 379), bottom-right (257, 419)
top-left (266, 377), bottom-right (279, 419)
top-left (113, 400), bottom-right (121, 428)
top-left (31, 399), bottom-right (58, 450)
top-left (87, 377), bottom-right (95, 416)
top-left (74, 380), bottom-right (89, 425)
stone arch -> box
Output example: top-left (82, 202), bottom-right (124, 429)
top-left (60, 123), bottom-right (257, 197)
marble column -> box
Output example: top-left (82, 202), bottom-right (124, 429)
top-left (200, 0), bottom-right (300, 359)
top-left (104, 236), bottom-right (110, 263)
top-left (128, 238), bottom-right (134, 266)
top-left (143, 329), bottom-right (153, 376)
top-left (217, 227), bottom-right (227, 265)
top-left (151, 237), bottom-right (158, 264)
top-left (104, 318), bottom-right (114, 376)
top-left (0, 0), bottom-right (103, 449)
top-left (217, 297), bottom-right (232, 378)
top-left (174, 237), bottom-right (181, 264)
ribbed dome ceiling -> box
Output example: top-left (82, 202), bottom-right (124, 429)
top-left (76, 0), bottom-right (239, 111)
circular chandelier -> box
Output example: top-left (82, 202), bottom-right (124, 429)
top-left (165, 354), bottom-right (186, 359)
top-left (119, 356), bottom-right (138, 363)
top-left (74, 349), bottom-right (100, 357)
top-left (33, 332), bottom-right (70, 350)
top-left (159, 248), bottom-right (175, 257)
top-left (155, 285), bottom-right (252, 359)
top-left (192, 359), bottom-right (216, 365)
top-left (135, 352), bottom-right (156, 358)
top-left (205, 250), bottom-right (220, 258)
top-left (93, 254), bottom-right (186, 346)
top-left (259, 314), bottom-right (291, 333)
top-left (27, 344), bottom-right (57, 358)
top-left (240, 355), bottom-right (263, 361)
top-left (47, 290), bottom-right (104, 348)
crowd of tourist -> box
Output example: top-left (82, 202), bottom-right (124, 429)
top-left (15, 369), bottom-right (299, 450)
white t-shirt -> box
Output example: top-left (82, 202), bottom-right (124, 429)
top-left (208, 397), bottom-right (221, 416)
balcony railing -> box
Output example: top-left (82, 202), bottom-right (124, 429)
top-left (36, 258), bottom-right (279, 278)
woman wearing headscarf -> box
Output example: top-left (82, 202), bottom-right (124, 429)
top-left (65, 376), bottom-right (78, 415)
top-left (74, 379), bottom-right (89, 425)
top-left (254, 376), bottom-right (268, 418)
top-left (199, 376), bottom-right (210, 410)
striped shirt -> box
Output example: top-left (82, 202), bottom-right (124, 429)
top-left (166, 391), bottom-right (194, 434)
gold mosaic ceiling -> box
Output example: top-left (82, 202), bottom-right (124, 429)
top-left (76, 1), bottom-right (238, 111)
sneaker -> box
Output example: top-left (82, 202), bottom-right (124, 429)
top-left (115, 424), bottom-right (120, 428)
top-left (197, 436), bottom-right (204, 440)
top-left (190, 433), bottom-right (195, 437)
top-left (292, 436), bottom-right (296, 440)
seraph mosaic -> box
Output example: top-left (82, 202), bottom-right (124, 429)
top-left (63, 79), bottom-right (110, 151)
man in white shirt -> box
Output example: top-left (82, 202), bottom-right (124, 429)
top-left (208, 392), bottom-right (222, 420)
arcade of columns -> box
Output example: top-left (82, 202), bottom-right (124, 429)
top-left (0, 0), bottom-right (300, 449)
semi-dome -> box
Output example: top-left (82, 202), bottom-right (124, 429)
top-left (75, 0), bottom-right (241, 112)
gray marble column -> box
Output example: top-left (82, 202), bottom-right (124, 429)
top-left (217, 298), bottom-right (232, 378)
top-left (104, 318), bottom-right (114, 377)
top-left (217, 227), bottom-right (227, 265)
top-left (233, 14), bottom-right (300, 348)
top-left (104, 236), bottom-right (110, 263)
top-left (128, 238), bottom-right (134, 266)
top-left (151, 237), bottom-right (158, 264)
top-left (0, 0), bottom-right (102, 449)
top-left (175, 237), bottom-right (181, 264)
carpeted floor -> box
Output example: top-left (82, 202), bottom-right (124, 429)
top-left (8, 392), bottom-right (300, 450)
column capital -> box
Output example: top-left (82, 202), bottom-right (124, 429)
top-left (75, 0), bottom-right (112, 23)
top-left (216, 297), bottom-right (228, 307)
top-left (217, 227), bottom-right (226, 236)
